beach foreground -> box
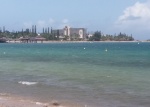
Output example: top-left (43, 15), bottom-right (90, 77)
top-left (0, 94), bottom-right (84, 107)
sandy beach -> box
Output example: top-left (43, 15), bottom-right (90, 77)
top-left (0, 94), bottom-right (85, 107)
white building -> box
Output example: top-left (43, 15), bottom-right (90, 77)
top-left (52, 26), bottom-right (87, 40)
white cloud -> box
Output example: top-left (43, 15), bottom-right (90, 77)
top-left (115, 1), bottom-right (150, 39)
top-left (116, 1), bottom-right (150, 27)
top-left (118, 2), bottom-right (150, 22)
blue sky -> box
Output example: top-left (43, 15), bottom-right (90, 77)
top-left (0, 0), bottom-right (150, 40)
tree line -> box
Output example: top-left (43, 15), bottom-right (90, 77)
top-left (89, 31), bottom-right (134, 41)
top-left (0, 26), bottom-right (60, 41)
top-left (0, 26), bottom-right (135, 41)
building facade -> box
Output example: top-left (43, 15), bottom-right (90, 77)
top-left (52, 26), bottom-right (87, 40)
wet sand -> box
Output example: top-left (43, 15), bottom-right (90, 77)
top-left (0, 94), bottom-right (85, 107)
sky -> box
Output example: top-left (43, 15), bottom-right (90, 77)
top-left (0, 0), bottom-right (150, 40)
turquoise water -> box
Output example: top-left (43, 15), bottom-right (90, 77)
top-left (0, 42), bottom-right (150, 107)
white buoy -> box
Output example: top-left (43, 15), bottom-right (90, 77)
top-left (84, 48), bottom-right (86, 49)
top-left (105, 49), bottom-right (107, 52)
top-left (3, 52), bottom-right (6, 54)
top-left (138, 42), bottom-right (140, 44)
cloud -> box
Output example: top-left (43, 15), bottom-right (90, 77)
top-left (123, 15), bottom-right (141, 21)
top-left (116, 1), bottom-right (150, 26)
top-left (115, 1), bottom-right (150, 39)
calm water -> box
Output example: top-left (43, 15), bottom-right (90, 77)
top-left (0, 42), bottom-right (150, 107)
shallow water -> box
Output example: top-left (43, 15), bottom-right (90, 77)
top-left (0, 42), bottom-right (150, 107)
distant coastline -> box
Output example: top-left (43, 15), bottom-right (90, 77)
top-left (0, 26), bottom-right (138, 43)
top-left (6, 40), bottom-right (150, 44)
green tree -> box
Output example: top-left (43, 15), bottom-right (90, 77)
top-left (89, 31), bottom-right (101, 41)
top-left (64, 35), bottom-right (69, 40)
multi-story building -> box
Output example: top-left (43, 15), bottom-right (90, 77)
top-left (52, 26), bottom-right (87, 40)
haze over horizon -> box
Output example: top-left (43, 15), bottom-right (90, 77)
top-left (0, 0), bottom-right (150, 40)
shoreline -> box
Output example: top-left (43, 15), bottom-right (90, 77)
top-left (0, 93), bottom-right (85, 107)
top-left (6, 40), bottom-right (150, 44)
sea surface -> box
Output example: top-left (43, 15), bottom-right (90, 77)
top-left (0, 42), bottom-right (150, 107)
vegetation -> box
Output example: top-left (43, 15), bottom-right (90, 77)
top-left (89, 31), bottom-right (134, 41)
top-left (147, 39), bottom-right (150, 41)
top-left (0, 26), bottom-right (134, 41)
top-left (89, 31), bottom-right (102, 41)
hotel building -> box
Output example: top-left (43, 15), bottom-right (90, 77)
top-left (52, 26), bottom-right (87, 40)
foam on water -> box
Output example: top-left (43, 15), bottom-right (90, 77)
top-left (18, 81), bottom-right (38, 86)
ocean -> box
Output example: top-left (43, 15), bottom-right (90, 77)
top-left (0, 42), bottom-right (150, 107)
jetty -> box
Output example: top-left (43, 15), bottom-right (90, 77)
top-left (19, 35), bottom-right (46, 43)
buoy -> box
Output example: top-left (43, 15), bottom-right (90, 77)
top-left (105, 49), bottom-right (107, 52)
top-left (84, 48), bottom-right (86, 49)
